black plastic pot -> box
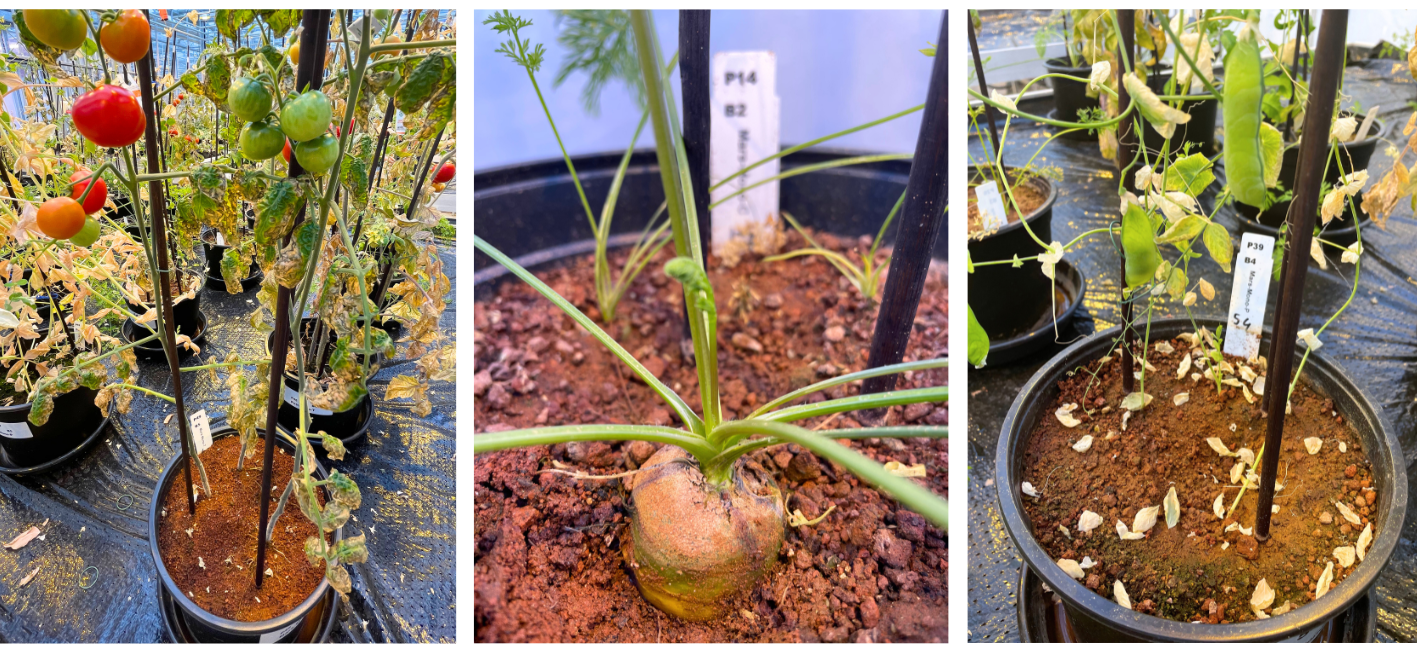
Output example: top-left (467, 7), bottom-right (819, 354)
top-left (1236, 117), bottom-right (1387, 247)
top-left (474, 147), bottom-right (938, 286)
top-left (967, 165), bottom-right (1060, 354)
top-left (1141, 70), bottom-right (1218, 158)
top-left (122, 311), bottom-right (207, 362)
top-left (265, 317), bottom-right (375, 445)
top-left (995, 318), bottom-right (1406, 642)
top-left (1044, 58), bottom-right (1101, 141)
top-left (985, 259), bottom-right (1086, 366)
top-left (148, 427), bottom-right (341, 643)
top-left (200, 229), bottom-right (263, 293)
top-left (126, 285), bottom-right (203, 336)
top-left (0, 385), bottom-right (106, 468)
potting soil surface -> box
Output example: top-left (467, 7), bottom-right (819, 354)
top-left (968, 59), bottom-right (1417, 642)
top-left (0, 246), bottom-right (456, 642)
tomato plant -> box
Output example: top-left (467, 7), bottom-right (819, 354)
top-left (69, 170), bottom-right (107, 214)
top-left (433, 163), bottom-right (455, 183)
top-left (22, 10), bottom-right (86, 51)
top-left (228, 77), bottom-right (274, 122)
top-left (294, 134), bottom-right (340, 174)
top-left (36, 197), bottom-right (86, 240)
top-left (72, 85), bottom-right (146, 148)
top-left (99, 9), bottom-right (150, 64)
top-left (240, 121), bottom-right (286, 160)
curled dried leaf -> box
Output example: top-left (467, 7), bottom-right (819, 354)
top-left (1214, 494), bottom-right (1226, 519)
top-left (1115, 580), bottom-right (1132, 609)
top-left (1237, 448), bottom-right (1255, 466)
top-left (1173, 392), bottom-right (1189, 406)
top-left (1335, 501), bottom-right (1362, 526)
top-left (1120, 392), bottom-right (1153, 411)
top-left (1133, 505), bottom-right (1161, 534)
top-left (1056, 403), bottom-right (1082, 428)
top-left (1116, 519), bottom-right (1145, 540)
top-left (1058, 558), bottom-right (1085, 579)
top-left (1021, 481), bottom-right (1040, 498)
top-left (1251, 578), bottom-right (1275, 613)
top-left (1164, 486), bottom-right (1180, 529)
top-left (1078, 510), bottom-right (1103, 533)
top-left (1315, 561), bottom-right (1334, 599)
top-left (1079, 556), bottom-right (1096, 569)
top-left (1072, 435), bottom-right (1094, 453)
top-left (1334, 546), bottom-right (1356, 568)
top-left (1357, 523), bottom-right (1373, 561)
top-left (1304, 437), bottom-right (1323, 455)
top-left (1206, 437), bottom-right (1236, 457)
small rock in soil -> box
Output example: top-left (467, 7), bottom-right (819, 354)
top-left (874, 528), bottom-right (913, 569)
top-left (625, 441), bottom-right (657, 468)
top-left (1086, 573), bottom-right (1102, 590)
top-left (599, 382), bottom-right (619, 404)
top-left (786, 452), bottom-right (824, 482)
top-left (1320, 512), bottom-right (1333, 524)
top-left (645, 407), bottom-right (672, 427)
top-left (896, 511), bottom-right (927, 543)
top-left (1235, 535), bottom-right (1259, 560)
top-left (554, 339), bottom-right (575, 354)
top-left (636, 356), bottom-right (667, 382)
top-left (567, 441), bottom-right (616, 468)
top-left (925, 407), bottom-right (948, 426)
top-left (511, 506), bottom-right (539, 531)
top-left (860, 597), bottom-right (881, 628)
top-left (819, 625), bottom-right (849, 643)
top-left (773, 450), bottom-right (794, 471)
top-left (825, 325), bottom-right (846, 342)
top-left (731, 332), bottom-right (764, 353)
top-left (795, 550), bottom-right (814, 570)
top-left (816, 363), bottom-right (839, 377)
top-left (509, 375), bottom-right (538, 395)
top-left (903, 403), bottom-right (933, 422)
top-left (763, 293), bottom-right (783, 309)
top-left (526, 336), bottom-right (549, 353)
top-left (474, 370), bottom-right (493, 397)
top-left (486, 383), bottom-right (511, 410)
top-left (571, 351), bottom-right (585, 365)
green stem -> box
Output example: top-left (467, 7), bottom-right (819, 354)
top-left (472, 424), bottom-right (718, 464)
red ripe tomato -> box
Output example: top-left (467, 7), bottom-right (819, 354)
top-left (159, 9), bottom-right (168, 21)
top-left (36, 197), bottom-right (86, 240)
top-left (433, 163), bottom-right (455, 183)
top-left (178, 93), bottom-right (185, 101)
top-left (72, 85), bottom-right (145, 148)
top-left (69, 170), bottom-right (107, 214)
top-left (282, 138), bottom-right (292, 163)
top-left (100, 9), bottom-right (150, 64)
top-left (168, 128), bottom-right (178, 136)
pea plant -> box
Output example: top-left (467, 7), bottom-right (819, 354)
top-left (477, 10), bottom-right (947, 621)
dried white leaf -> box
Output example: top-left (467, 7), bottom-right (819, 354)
top-left (1177, 353), bottom-right (1192, 378)
top-left (1273, 505), bottom-right (1280, 514)
top-left (1078, 510), bottom-right (1103, 533)
top-left (4, 527), bottom-right (41, 550)
top-left (1056, 403), bottom-right (1083, 428)
top-left (1335, 501), bottom-right (1362, 525)
top-left (1339, 441), bottom-right (1348, 453)
top-left (1115, 580), bottom-right (1132, 609)
top-left (1059, 524), bottom-right (1072, 539)
top-left (1079, 556), bottom-right (1096, 569)
top-left (1072, 435), bottom-right (1094, 453)
top-left (1253, 375), bottom-right (1266, 396)
top-left (1302, 437), bottom-right (1323, 455)
top-left (1357, 523), bottom-right (1373, 561)
top-left (1240, 524), bottom-right (1253, 536)
top-left (1198, 277), bottom-right (1216, 301)
top-left (1173, 392), bottom-right (1190, 406)
top-left (1334, 546), bottom-right (1356, 568)
top-left (1134, 505), bottom-right (1161, 533)
top-left (1206, 437), bottom-right (1236, 457)
top-left (1120, 392), bottom-right (1153, 411)
top-left (1214, 494), bottom-right (1226, 519)
top-left (17, 566), bottom-right (39, 587)
top-left (1251, 578), bottom-right (1275, 612)
top-left (1121, 411), bottom-right (1132, 431)
top-left (1316, 561), bottom-right (1334, 599)
top-left (1058, 558), bottom-right (1085, 579)
top-left (1225, 522), bottom-right (1240, 533)
top-left (1298, 328), bottom-right (1323, 351)
top-left (1238, 365), bottom-right (1258, 383)
top-left (1022, 481), bottom-right (1040, 498)
top-left (1222, 541), bottom-right (1230, 550)
top-left (1155, 341), bottom-right (1174, 355)
top-left (1272, 601), bottom-right (1294, 615)
top-left (883, 461), bottom-right (926, 477)
top-left (1237, 448), bottom-right (1255, 466)
top-left (198, 557), bottom-right (206, 570)
top-left (1230, 462), bottom-right (1246, 485)
top-left (1117, 519), bottom-right (1146, 540)
top-left (1164, 487), bottom-right (1181, 528)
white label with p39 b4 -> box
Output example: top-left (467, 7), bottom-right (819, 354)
top-left (1222, 233), bottom-right (1275, 360)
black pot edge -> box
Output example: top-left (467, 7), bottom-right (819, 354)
top-left (158, 574), bottom-right (338, 643)
top-left (0, 410), bottom-right (109, 476)
top-left (966, 165), bottom-right (1059, 244)
top-left (122, 311), bottom-right (208, 360)
top-left (985, 259), bottom-right (1087, 366)
top-left (147, 427), bottom-right (341, 638)
top-left (283, 394), bottom-right (374, 448)
top-left (994, 317), bottom-right (1407, 642)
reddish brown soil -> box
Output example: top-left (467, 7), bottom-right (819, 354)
top-left (156, 435), bottom-right (327, 622)
top-left (1019, 333), bottom-right (1378, 624)
top-left (967, 175), bottom-right (1048, 237)
top-left (474, 231), bottom-right (947, 642)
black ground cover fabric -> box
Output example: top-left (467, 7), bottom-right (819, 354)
top-left (968, 60), bottom-right (1417, 642)
top-left (0, 246), bottom-right (456, 643)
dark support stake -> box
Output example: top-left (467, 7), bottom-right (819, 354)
top-left (257, 9), bottom-right (330, 588)
top-left (861, 11), bottom-right (949, 399)
top-left (678, 10), bottom-right (712, 352)
top-left (966, 15), bottom-right (1002, 163)
top-left (137, 10), bottom-right (195, 516)
top-left (1256, 10), bottom-right (1348, 543)
top-left (1115, 9), bottom-right (1138, 395)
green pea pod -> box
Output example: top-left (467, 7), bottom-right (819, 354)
top-left (1122, 202), bottom-right (1162, 288)
top-left (1224, 27), bottom-right (1266, 208)
top-left (967, 305), bottom-right (989, 368)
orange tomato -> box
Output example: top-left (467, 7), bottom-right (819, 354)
top-left (36, 197), bottom-right (86, 239)
top-left (100, 10), bottom-right (151, 64)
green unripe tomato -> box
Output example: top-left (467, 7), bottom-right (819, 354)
top-left (294, 134), bottom-right (340, 174)
top-left (373, 9), bottom-right (391, 22)
top-left (240, 120), bottom-right (287, 160)
top-left (228, 76), bottom-right (274, 122)
top-left (280, 90), bottom-right (332, 142)
top-left (68, 216), bottom-right (101, 247)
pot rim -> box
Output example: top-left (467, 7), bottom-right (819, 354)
top-left (148, 426), bottom-right (339, 635)
top-left (966, 164), bottom-right (1059, 243)
top-left (994, 317), bottom-right (1407, 641)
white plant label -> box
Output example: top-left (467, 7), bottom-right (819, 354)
top-left (258, 618), bottom-right (303, 643)
top-left (0, 421), bottom-right (31, 440)
top-left (710, 51), bottom-right (779, 253)
top-left (189, 409), bottom-right (212, 455)
top-left (973, 181), bottom-right (1010, 232)
top-left (1222, 233), bottom-right (1275, 360)
top-left (284, 385), bottom-right (334, 416)
top-left (214, 231), bottom-right (226, 246)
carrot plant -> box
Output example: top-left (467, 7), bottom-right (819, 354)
top-left (476, 9), bottom-right (947, 622)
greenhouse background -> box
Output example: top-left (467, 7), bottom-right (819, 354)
top-left (474, 9), bottom-right (940, 170)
